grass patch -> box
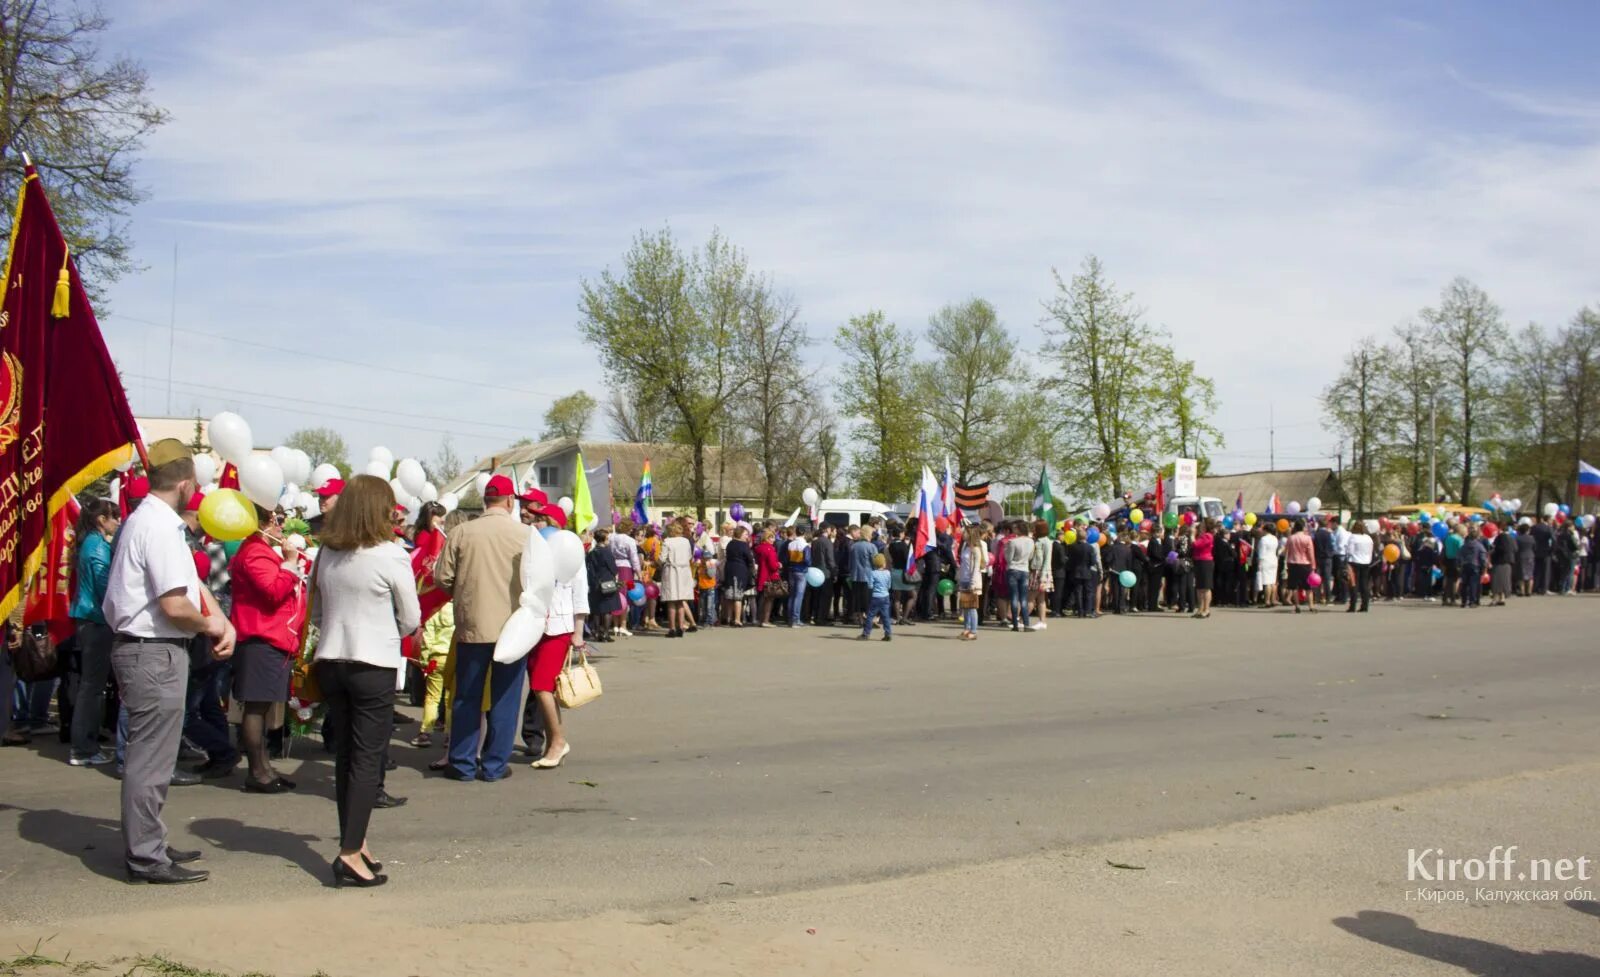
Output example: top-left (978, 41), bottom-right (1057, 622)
top-left (121, 958), bottom-right (276, 977)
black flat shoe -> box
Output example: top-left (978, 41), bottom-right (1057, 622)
top-left (332, 857), bottom-right (387, 888)
top-left (128, 863), bottom-right (209, 885)
top-left (275, 775), bottom-right (297, 790)
top-left (166, 847), bottom-right (203, 865)
top-left (244, 778), bottom-right (290, 794)
top-left (373, 789), bottom-right (408, 808)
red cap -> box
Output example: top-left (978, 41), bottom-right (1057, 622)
top-left (484, 474), bottom-right (516, 499)
top-left (540, 504), bottom-right (568, 529)
top-left (315, 479), bottom-right (345, 498)
top-left (186, 491), bottom-right (205, 512)
top-left (520, 486), bottom-right (550, 506)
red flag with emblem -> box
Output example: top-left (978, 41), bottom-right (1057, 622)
top-left (22, 497), bottom-right (78, 643)
top-left (0, 164), bottom-right (141, 622)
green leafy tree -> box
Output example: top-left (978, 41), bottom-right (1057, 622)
top-left (542, 391), bottom-right (597, 441)
top-left (1498, 322), bottom-right (1561, 508)
top-left (1321, 337), bottom-right (1392, 516)
top-left (1421, 277), bottom-right (1506, 505)
top-left (1558, 306), bottom-right (1600, 503)
top-left (917, 297), bottom-right (1041, 484)
top-left (579, 226), bottom-right (751, 518)
top-left (735, 280), bottom-right (811, 512)
top-left (834, 310), bottom-right (922, 500)
top-left (0, 0), bottom-right (168, 287)
top-left (1381, 321), bottom-right (1452, 504)
top-left (1038, 255), bottom-right (1167, 498)
top-left (1154, 355), bottom-right (1223, 474)
top-left (284, 427), bottom-right (350, 472)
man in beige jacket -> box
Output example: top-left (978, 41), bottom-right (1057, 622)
top-left (434, 475), bottom-right (527, 783)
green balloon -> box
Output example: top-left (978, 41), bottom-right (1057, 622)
top-left (1163, 512), bottom-right (1179, 529)
top-left (221, 539), bottom-right (243, 559)
top-left (937, 578), bottom-right (955, 596)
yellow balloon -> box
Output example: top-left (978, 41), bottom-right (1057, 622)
top-left (1062, 529), bottom-right (1077, 544)
top-left (199, 488), bottom-right (259, 542)
top-left (1243, 512), bottom-right (1257, 527)
top-left (1129, 508), bottom-right (1143, 524)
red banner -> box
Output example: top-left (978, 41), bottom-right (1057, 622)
top-left (0, 165), bottom-right (141, 622)
top-left (23, 498), bottom-right (78, 643)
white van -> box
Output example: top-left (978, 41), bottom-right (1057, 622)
top-left (815, 498), bottom-right (892, 531)
top-left (1165, 496), bottom-right (1225, 521)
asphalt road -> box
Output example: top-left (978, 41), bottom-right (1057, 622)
top-left (1, 595), bottom-right (1595, 941)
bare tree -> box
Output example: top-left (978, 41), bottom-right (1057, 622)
top-left (1559, 306), bottom-right (1600, 503)
top-left (0, 1), bottom-right (168, 285)
top-left (1322, 337), bottom-right (1392, 516)
top-left (736, 280), bottom-right (810, 513)
top-left (603, 385), bottom-right (673, 443)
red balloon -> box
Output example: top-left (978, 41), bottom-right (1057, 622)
top-left (1481, 522), bottom-right (1498, 539)
top-left (1140, 519), bottom-right (1153, 532)
top-left (1480, 572), bottom-right (1491, 585)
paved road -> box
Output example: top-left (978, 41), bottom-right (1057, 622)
top-left (1, 596), bottom-right (1595, 932)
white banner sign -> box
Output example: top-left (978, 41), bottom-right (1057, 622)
top-left (1174, 458), bottom-right (1197, 498)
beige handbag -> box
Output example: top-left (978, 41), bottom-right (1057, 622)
top-left (555, 644), bottom-right (603, 709)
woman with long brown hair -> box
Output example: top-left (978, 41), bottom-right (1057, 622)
top-left (311, 475), bottom-right (420, 887)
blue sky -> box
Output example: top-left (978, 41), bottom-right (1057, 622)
top-left (94, 0), bottom-right (1600, 479)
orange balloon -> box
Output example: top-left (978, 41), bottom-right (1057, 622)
top-left (1276, 518), bottom-right (1289, 533)
top-left (1383, 543), bottom-right (1400, 563)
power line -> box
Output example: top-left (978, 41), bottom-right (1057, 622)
top-left (124, 373), bottom-right (517, 446)
top-left (107, 313), bottom-right (566, 399)
top-left (120, 371), bottom-right (536, 438)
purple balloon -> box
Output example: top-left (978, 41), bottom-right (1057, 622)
top-left (1165, 551), bottom-right (1179, 566)
top-left (730, 502), bottom-right (746, 521)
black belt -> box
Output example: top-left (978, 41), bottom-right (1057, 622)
top-left (114, 634), bottom-right (183, 644)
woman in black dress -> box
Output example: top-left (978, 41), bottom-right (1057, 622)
top-left (722, 525), bottom-right (755, 627)
top-left (587, 528), bottom-right (621, 642)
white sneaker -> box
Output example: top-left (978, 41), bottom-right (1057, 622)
top-left (616, 627), bottom-right (633, 637)
top-left (1024, 624), bottom-right (1039, 632)
top-left (69, 751), bottom-right (114, 767)
top-left (1032, 621), bottom-right (1048, 631)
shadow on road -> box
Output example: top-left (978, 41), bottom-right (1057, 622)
top-left (188, 816), bottom-right (329, 885)
top-left (1333, 909), bottom-right (1600, 976)
top-left (1567, 899), bottom-right (1600, 921)
top-left (14, 807), bottom-right (127, 880)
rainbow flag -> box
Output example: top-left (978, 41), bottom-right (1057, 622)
top-left (632, 459), bottom-right (653, 523)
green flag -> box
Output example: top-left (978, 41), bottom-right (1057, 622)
top-left (1032, 465), bottom-right (1056, 532)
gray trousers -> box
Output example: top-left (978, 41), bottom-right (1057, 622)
top-left (110, 639), bottom-right (187, 872)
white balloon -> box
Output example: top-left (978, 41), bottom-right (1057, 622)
top-left (285, 450), bottom-right (311, 487)
top-left (1286, 500), bottom-right (1302, 515)
top-left (365, 459), bottom-right (392, 479)
top-left (269, 445), bottom-right (295, 476)
top-left (287, 533), bottom-right (306, 550)
top-left (1306, 496), bottom-right (1321, 513)
top-left (419, 482), bottom-right (438, 503)
top-left (369, 445), bottom-right (394, 466)
top-left (201, 482), bottom-right (219, 495)
top-left (474, 472), bottom-right (491, 498)
top-left (549, 529), bottom-right (584, 581)
top-left (192, 454), bottom-right (218, 487)
top-left (1509, 498), bottom-right (1522, 512)
top-left (309, 463), bottom-right (339, 489)
top-left (237, 455), bottom-right (285, 510)
top-left (802, 487), bottom-right (820, 507)
top-left (558, 496), bottom-right (574, 516)
top-left (396, 458), bottom-right (427, 497)
top-left (439, 491), bottom-right (459, 513)
top-left (494, 526), bottom-right (554, 664)
top-left (1091, 503), bottom-right (1111, 521)
top-left (114, 445), bottom-right (136, 472)
top-left (208, 412), bottom-right (254, 463)
top-left (1544, 502), bottom-right (1559, 518)
top-left (298, 491), bottom-right (316, 513)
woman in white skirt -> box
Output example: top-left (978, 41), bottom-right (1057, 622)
top-left (1255, 526), bottom-right (1281, 607)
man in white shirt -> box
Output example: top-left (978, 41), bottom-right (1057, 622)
top-left (1344, 527), bottom-right (1375, 613)
top-left (102, 439), bottom-right (235, 884)
top-left (1330, 517), bottom-right (1352, 604)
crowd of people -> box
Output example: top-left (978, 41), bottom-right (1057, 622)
top-left (4, 452), bottom-right (1597, 890)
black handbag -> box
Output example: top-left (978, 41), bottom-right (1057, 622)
top-left (598, 578), bottom-right (619, 596)
top-left (11, 626), bottom-right (57, 682)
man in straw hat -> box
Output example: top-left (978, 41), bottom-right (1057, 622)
top-left (102, 438), bottom-right (237, 884)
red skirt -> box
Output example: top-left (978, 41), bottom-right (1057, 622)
top-left (528, 631), bottom-right (573, 693)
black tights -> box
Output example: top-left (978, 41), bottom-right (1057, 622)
top-left (241, 701), bottom-right (279, 785)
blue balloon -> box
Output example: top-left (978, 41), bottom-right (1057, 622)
top-left (1222, 516), bottom-right (1234, 529)
top-left (805, 566), bottom-right (825, 587)
top-left (1086, 527), bottom-right (1100, 544)
top-left (1469, 514), bottom-right (1482, 523)
top-left (1432, 521), bottom-right (1448, 540)
top-left (539, 526), bottom-right (559, 540)
top-left (627, 583), bottom-right (646, 605)
top-left (1559, 503), bottom-right (1571, 515)
top-left (1431, 566), bottom-right (1443, 580)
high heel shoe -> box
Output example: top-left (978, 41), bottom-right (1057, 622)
top-left (532, 742), bottom-right (571, 769)
top-left (332, 856), bottom-right (387, 888)
top-left (363, 853), bottom-right (383, 873)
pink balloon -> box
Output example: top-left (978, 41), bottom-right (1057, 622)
top-left (644, 583), bottom-right (660, 600)
top-left (1306, 572), bottom-right (1322, 589)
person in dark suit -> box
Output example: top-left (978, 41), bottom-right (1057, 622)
top-left (1105, 536), bottom-right (1133, 614)
top-left (1145, 531), bottom-right (1168, 611)
top-left (1530, 516), bottom-right (1554, 594)
top-left (1313, 521), bottom-right (1334, 605)
top-left (1050, 529), bottom-right (1069, 618)
top-left (808, 524), bottom-right (837, 625)
top-left (1068, 537), bottom-right (1096, 618)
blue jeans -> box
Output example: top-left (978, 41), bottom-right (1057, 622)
top-left (788, 572), bottom-right (809, 624)
top-left (184, 659), bottom-right (237, 765)
top-left (1007, 569), bottom-right (1031, 628)
top-left (964, 607), bottom-right (979, 633)
top-left (12, 677), bottom-right (55, 729)
top-left (448, 642), bottom-right (526, 781)
top-left (700, 587), bottom-right (718, 625)
top-left (862, 596), bottom-right (892, 637)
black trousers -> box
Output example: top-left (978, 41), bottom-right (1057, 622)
top-left (808, 580), bottom-right (834, 624)
top-left (850, 581), bottom-right (871, 618)
top-left (315, 660), bottom-right (395, 851)
top-left (1348, 563), bottom-right (1371, 611)
top-left (1073, 578), bottom-right (1094, 617)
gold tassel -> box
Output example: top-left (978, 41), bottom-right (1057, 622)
top-left (50, 254), bottom-right (70, 318)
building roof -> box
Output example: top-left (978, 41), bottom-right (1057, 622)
top-left (447, 438), bottom-right (767, 502)
top-left (1195, 467), bottom-right (1339, 512)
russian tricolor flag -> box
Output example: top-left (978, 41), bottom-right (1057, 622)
top-left (1579, 460), bottom-right (1600, 499)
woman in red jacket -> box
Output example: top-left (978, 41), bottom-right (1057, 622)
top-left (229, 506), bottom-right (309, 793)
top-left (753, 528), bottom-right (783, 628)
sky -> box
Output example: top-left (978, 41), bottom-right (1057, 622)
top-left (92, 0), bottom-right (1600, 481)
